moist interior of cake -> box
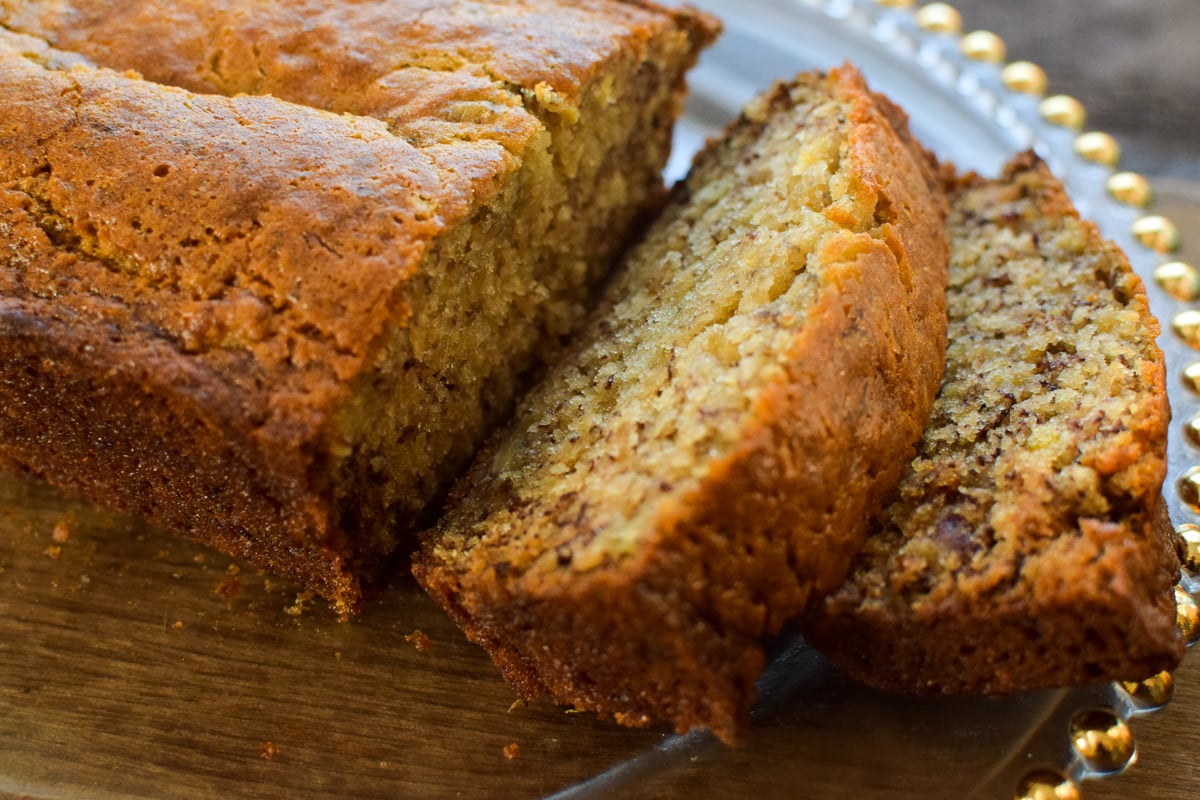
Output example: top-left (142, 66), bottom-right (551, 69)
top-left (849, 177), bottom-right (1161, 609)
top-left (435, 88), bottom-right (885, 573)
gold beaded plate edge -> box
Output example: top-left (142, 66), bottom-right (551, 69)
top-left (555, 1), bottom-right (1197, 798)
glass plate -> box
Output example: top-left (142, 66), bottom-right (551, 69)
top-left (0, 2), bottom-right (1194, 799)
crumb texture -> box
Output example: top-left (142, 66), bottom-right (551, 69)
top-left (803, 153), bottom-right (1182, 693)
top-left (416, 65), bottom-right (950, 743)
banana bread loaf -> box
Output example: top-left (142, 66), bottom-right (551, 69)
top-left (414, 66), bottom-right (951, 742)
top-left (802, 154), bottom-right (1183, 693)
top-left (0, 2), bottom-right (718, 614)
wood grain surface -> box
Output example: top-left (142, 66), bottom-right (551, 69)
top-left (0, 472), bottom-right (1082, 800)
top-left (5, 464), bottom-right (1191, 800)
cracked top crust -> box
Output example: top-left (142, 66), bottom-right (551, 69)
top-left (0, 29), bottom-right (459, 450)
top-left (0, 0), bottom-right (715, 452)
top-left (0, 0), bottom-right (706, 103)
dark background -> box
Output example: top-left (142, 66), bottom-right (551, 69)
top-left (953, 0), bottom-right (1200, 183)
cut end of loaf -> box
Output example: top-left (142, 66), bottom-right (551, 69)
top-left (324, 17), bottom-right (719, 578)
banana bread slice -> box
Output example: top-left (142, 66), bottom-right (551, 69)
top-left (414, 66), bottom-right (951, 742)
top-left (802, 153), bottom-right (1183, 693)
top-left (0, 2), bottom-right (718, 615)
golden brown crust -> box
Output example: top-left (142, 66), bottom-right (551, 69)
top-left (0, 4), bottom-right (717, 613)
top-left (0, 41), bottom-right (441, 604)
top-left (2, 0), bottom-right (719, 106)
top-left (802, 153), bottom-right (1183, 694)
top-left (415, 66), bottom-right (950, 743)
top-left (0, 0), bottom-right (719, 227)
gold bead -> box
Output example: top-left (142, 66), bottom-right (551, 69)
top-left (916, 3), bottom-right (963, 34)
top-left (1171, 310), bottom-right (1200, 350)
top-left (1074, 131), bottom-right (1121, 166)
top-left (875, 0), bottom-right (916, 6)
top-left (1186, 415), bottom-right (1200, 450)
top-left (1185, 362), bottom-right (1200, 395)
top-left (1015, 768), bottom-right (1080, 800)
top-left (1175, 585), bottom-right (1200, 645)
top-left (960, 30), bottom-right (1006, 63)
top-left (1132, 215), bottom-right (1182, 253)
top-left (1107, 171), bottom-right (1153, 207)
top-left (1180, 465), bottom-right (1200, 512)
top-left (1002, 61), bottom-right (1048, 95)
top-left (1120, 670), bottom-right (1175, 709)
top-left (1068, 708), bottom-right (1135, 772)
top-left (1177, 523), bottom-right (1200, 572)
top-left (1039, 95), bottom-right (1086, 129)
top-left (1154, 261), bottom-right (1200, 301)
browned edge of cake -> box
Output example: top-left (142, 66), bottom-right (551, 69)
top-left (414, 65), bottom-right (951, 743)
top-left (802, 152), bottom-right (1183, 694)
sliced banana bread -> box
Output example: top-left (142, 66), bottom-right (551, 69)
top-left (0, 2), bottom-right (718, 614)
top-left (414, 66), bottom-right (951, 742)
top-left (802, 153), bottom-right (1183, 693)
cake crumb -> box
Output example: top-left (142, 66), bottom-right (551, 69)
top-left (172, 620), bottom-right (184, 630)
top-left (503, 742), bottom-right (520, 760)
top-left (284, 592), bottom-right (313, 616)
top-left (405, 629), bottom-right (433, 651)
top-left (259, 741), bottom-right (280, 761)
top-left (43, 545), bottom-right (62, 559)
top-left (508, 698), bottom-right (527, 713)
top-left (213, 576), bottom-right (242, 600)
top-left (226, 563), bottom-right (241, 576)
top-left (51, 515), bottom-right (76, 543)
